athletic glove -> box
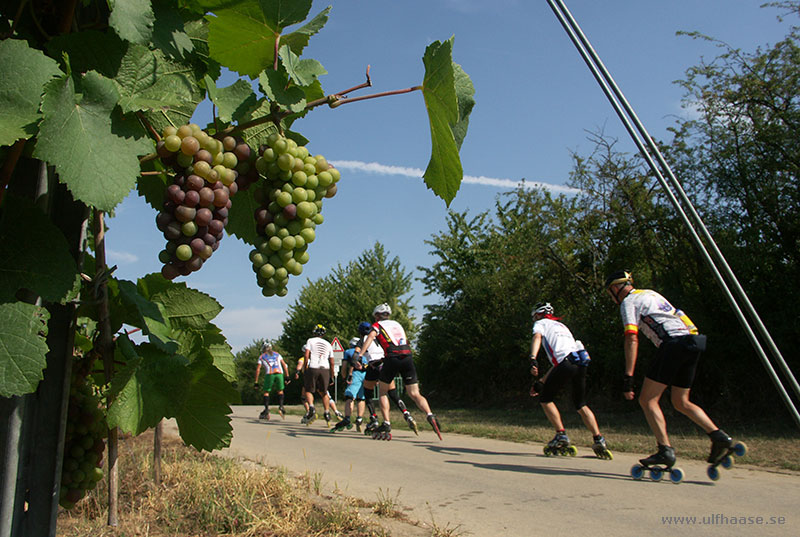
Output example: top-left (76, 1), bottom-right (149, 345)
top-left (622, 374), bottom-right (634, 393)
top-left (253, 381), bottom-right (260, 389)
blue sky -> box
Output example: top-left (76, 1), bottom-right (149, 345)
top-left (108, 1), bottom-right (790, 353)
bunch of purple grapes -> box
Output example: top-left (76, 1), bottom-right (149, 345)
top-left (154, 124), bottom-right (258, 280)
top-left (249, 133), bottom-right (340, 297)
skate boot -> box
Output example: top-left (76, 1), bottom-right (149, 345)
top-left (278, 405), bottom-right (285, 420)
top-left (364, 415), bottom-right (380, 436)
top-left (706, 429), bottom-right (747, 481)
top-left (303, 407), bottom-right (316, 426)
top-left (592, 435), bottom-right (613, 460)
top-left (334, 409), bottom-right (344, 419)
top-left (258, 409), bottom-right (269, 420)
top-left (403, 411), bottom-right (419, 436)
top-left (323, 411), bottom-right (331, 426)
top-left (330, 417), bottom-right (352, 433)
top-left (355, 416), bottom-right (364, 432)
top-left (426, 414), bottom-right (443, 440)
top-left (631, 444), bottom-right (684, 483)
top-left (371, 422), bottom-right (392, 441)
top-left (543, 431), bottom-right (576, 456)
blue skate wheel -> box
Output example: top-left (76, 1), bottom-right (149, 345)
top-left (669, 468), bottom-right (684, 484)
top-left (721, 455), bottom-right (734, 469)
top-left (733, 442), bottom-right (747, 457)
top-left (649, 468), bottom-right (663, 481)
top-left (707, 465), bottom-right (720, 481)
top-left (631, 465), bottom-right (644, 480)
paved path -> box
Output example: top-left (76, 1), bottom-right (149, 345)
top-left (188, 406), bottom-right (798, 536)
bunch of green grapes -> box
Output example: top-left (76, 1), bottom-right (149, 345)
top-left (59, 374), bottom-right (106, 510)
top-left (250, 133), bottom-right (340, 296)
top-left (154, 124), bottom-right (258, 280)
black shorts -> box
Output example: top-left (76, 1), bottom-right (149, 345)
top-left (539, 360), bottom-right (587, 409)
top-left (304, 368), bottom-right (330, 394)
top-left (365, 361), bottom-right (382, 382)
top-left (378, 353), bottom-right (419, 385)
top-left (646, 335), bottom-right (705, 389)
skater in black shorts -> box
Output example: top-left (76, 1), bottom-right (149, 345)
top-left (605, 270), bottom-right (734, 468)
top-left (529, 302), bottom-right (611, 458)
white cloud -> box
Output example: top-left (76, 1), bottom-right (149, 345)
top-left (215, 306), bottom-right (286, 354)
top-left (106, 249), bottom-right (139, 264)
top-left (330, 160), bottom-right (580, 195)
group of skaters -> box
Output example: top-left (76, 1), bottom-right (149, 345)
top-left (256, 271), bottom-right (738, 470)
top-left (255, 303), bottom-right (441, 441)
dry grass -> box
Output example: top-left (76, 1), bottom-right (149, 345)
top-left (56, 433), bottom-right (402, 537)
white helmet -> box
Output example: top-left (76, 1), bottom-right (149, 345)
top-left (348, 337), bottom-right (359, 348)
top-left (532, 302), bottom-right (554, 318)
top-left (373, 303), bottom-right (391, 317)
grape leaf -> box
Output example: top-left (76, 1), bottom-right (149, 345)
top-left (281, 6), bottom-right (331, 57)
top-left (0, 39), bottom-right (62, 147)
top-left (0, 301), bottom-right (50, 397)
top-left (136, 166), bottom-right (170, 213)
top-left (206, 0), bottom-right (314, 78)
top-left (152, 0), bottom-right (195, 60)
top-left (150, 283), bottom-right (223, 329)
top-left (175, 355), bottom-right (237, 451)
top-left (203, 325), bottom-right (237, 382)
top-left (34, 71), bottom-right (152, 212)
top-left (109, 0), bottom-right (155, 45)
top-left (115, 279), bottom-right (178, 353)
top-left (205, 75), bottom-right (258, 124)
top-left (0, 194), bottom-right (78, 303)
top-left (114, 44), bottom-right (204, 114)
top-left (237, 98), bottom-right (279, 150)
top-left (107, 337), bottom-right (191, 434)
top-left (226, 182), bottom-right (260, 245)
top-left (46, 31), bottom-right (128, 79)
top-left (260, 69), bottom-right (306, 113)
top-left (421, 37), bottom-right (463, 206)
top-left (279, 45), bottom-right (326, 87)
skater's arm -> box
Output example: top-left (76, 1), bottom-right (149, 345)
top-left (281, 359), bottom-right (288, 377)
top-left (357, 333), bottom-right (377, 359)
top-left (254, 361), bottom-right (262, 387)
top-left (529, 333), bottom-right (542, 377)
top-left (623, 333), bottom-right (638, 400)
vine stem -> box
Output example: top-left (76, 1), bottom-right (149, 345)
top-left (93, 209), bottom-right (119, 527)
top-left (137, 111), bottom-right (161, 142)
top-left (328, 85), bottom-right (423, 108)
top-left (0, 139), bottom-right (26, 207)
top-left (2, 0), bottom-right (28, 39)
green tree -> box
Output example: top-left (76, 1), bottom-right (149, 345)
top-left (279, 242), bottom-right (415, 355)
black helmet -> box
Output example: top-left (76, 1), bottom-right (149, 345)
top-left (312, 324), bottom-right (326, 336)
top-left (604, 270), bottom-right (633, 289)
top-left (358, 321), bottom-right (372, 335)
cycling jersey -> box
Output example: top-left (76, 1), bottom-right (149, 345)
top-left (359, 335), bottom-right (385, 363)
top-left (619, 289), bottom-right (698, 347)
top-left (371, 319), bottom-right (411, 357)
top-left (258, 351), bottom-right (284, 375)
top-left (532, 318), bottom-right (581, 366)
top-left (305, 336), bottom-right (333, 368)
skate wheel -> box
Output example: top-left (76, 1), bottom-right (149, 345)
top-left (543, 447), bottom-right (553, 456)
top-left (385, 433), bottom-right (392, 441)
top-left (649, 468), bottom-right (663, 481)
top-left (567, 446), bottom-right (578, 457)
top-left (603, 449), bottom-right (613, 460)
top-left (733, 442), bottom-right (747, 458)
top-left (707, 465), bottom-right (720, 481)
top-left (669, 468), bottom-right (684, 484)
top-left (631, 465), bottom-right (645, 480)
top-left (721, 455), bottom-right (734, 469)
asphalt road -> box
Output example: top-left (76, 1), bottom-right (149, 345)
top-left (187, 406), bottom-right (799, 537)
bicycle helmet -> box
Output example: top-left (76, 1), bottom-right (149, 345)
top-left (348, 337), bottom-right (359, 348)
top-left (373, 303), bottom-right (391, 317)
top-left (532, 302), bottom-right (554, 318)
top-left (312, 324), bottom-right (326, 336)
top-left (261, 342), bottom-right (272, 352)
top-left (358, 321), bottom-right (372, 335)
top-left (604, 270), bottom-right (633, 289)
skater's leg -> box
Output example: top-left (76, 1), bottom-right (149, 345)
top-left (404, 384), bottom-right (432, 415)
top-left (356, 400), bottom-right (365, 419)
top-left (540, 402), bottom-right (564, 431)
top-left (377, 381), bottom-right (392, 422)
top-left (638, 378), bottom-right (670, 446)
top-left (670, 387), bottom-right (717, 433)
top-left (576, 405), bottom-right (601, 437)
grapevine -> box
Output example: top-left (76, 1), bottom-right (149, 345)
top-left (249, 133), bottom-right (340, 297)
top-left (152, 124), bottom-right (259, 280)
top-left (59, 371), bottom-right (106, 510)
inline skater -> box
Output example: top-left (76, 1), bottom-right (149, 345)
top-left (529, 303), bottom-right (611, 458)
top-left (331, 337), bottom-right (368, 432)
top-left (254, 342), bottom-right (288, 420)
top-left (357, 304), bottom-right (439, 440)
top-left (302, 324), bottom-right (335, 426)
top-left (605, 270), bottom-right (735, 473)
